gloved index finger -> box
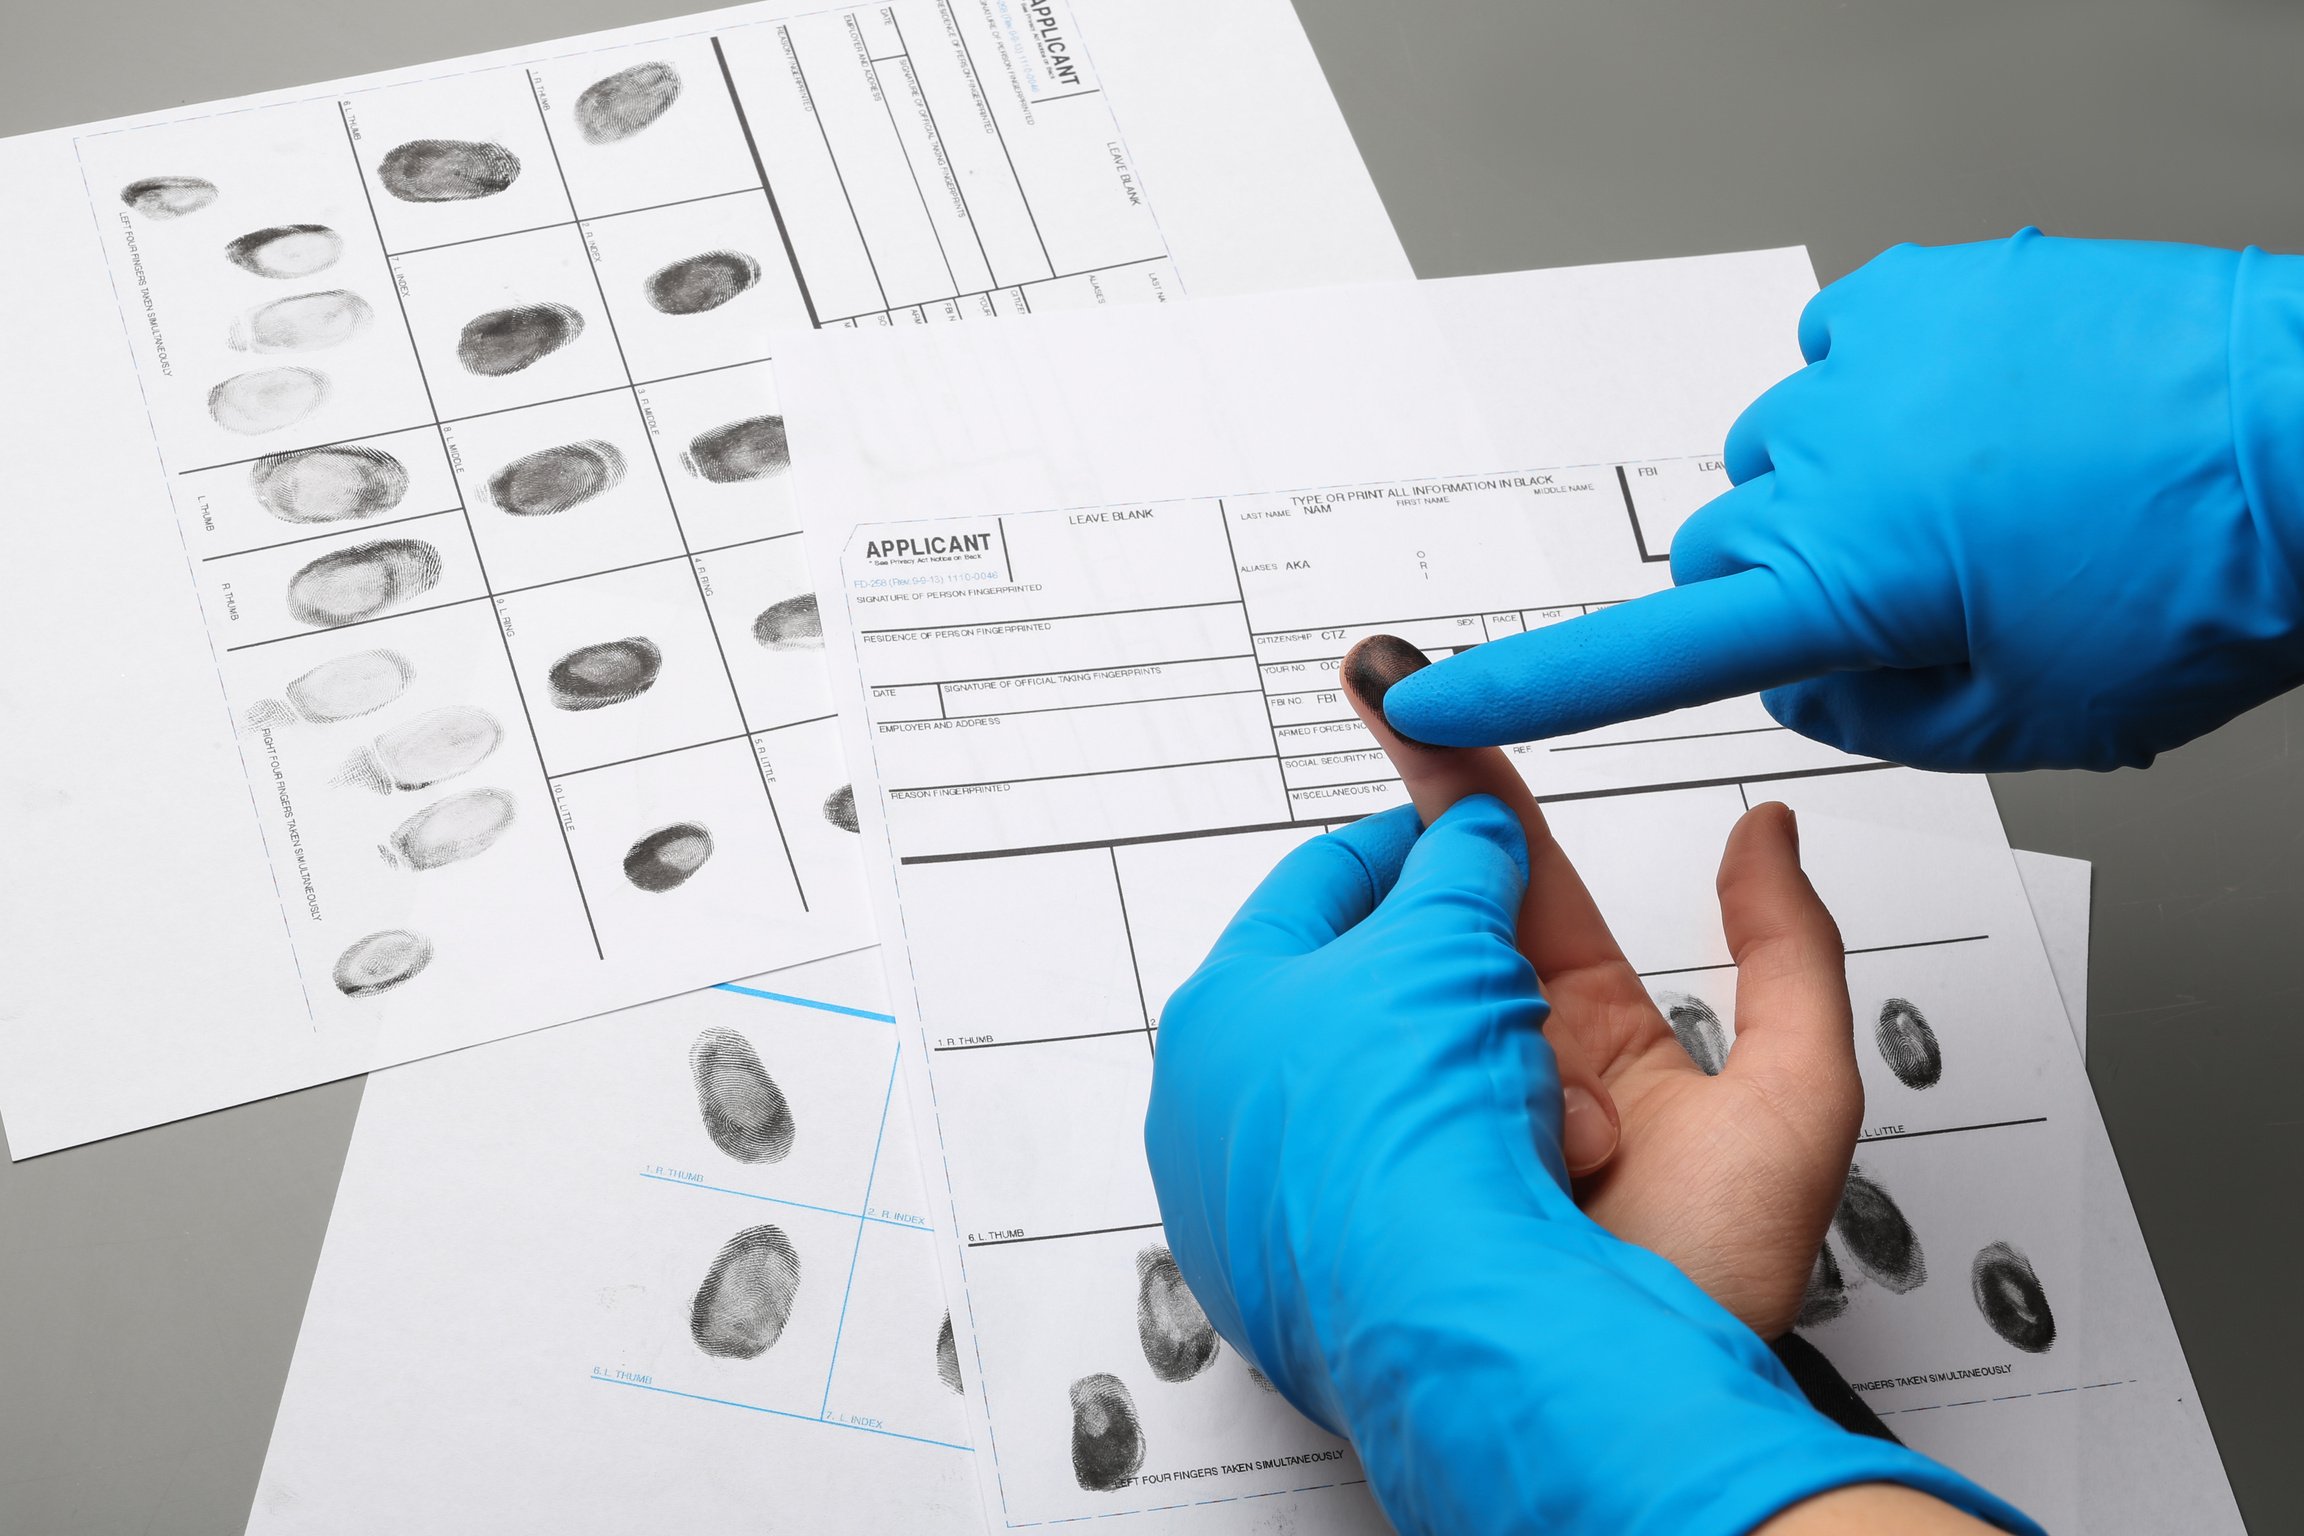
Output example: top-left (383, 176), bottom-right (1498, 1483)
top-left (1200, 802), bottom-right (1422, 965)
top-left (1380, 567), bottom-right (1864, 748)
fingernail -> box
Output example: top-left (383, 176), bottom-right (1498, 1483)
top-left (1560, 1082), bottom-right (1619, 1175)
top-left (1341, 635), bottom-right (1438, 745)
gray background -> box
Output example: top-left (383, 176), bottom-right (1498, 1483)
top-left (0, 1), bottom-right (2294, 1528)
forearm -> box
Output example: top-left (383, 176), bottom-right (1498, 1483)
top-left (1761, 1484), bottom-right (2005, 1536)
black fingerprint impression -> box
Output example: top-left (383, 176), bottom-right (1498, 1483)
top-left (646, 250), bottom-right (761, 315)
top-left (1659, 991), bottom-right (1728, 1075)
top-left (121, 175), bottom-right (216, 218)
top-left (1796, 1240), bottom-right (1850, 1328)
top-left (386, 786), bottom-right (517, 870)
top-left (225, 224), bottom-right (342, 279)
top-left (1135, 1245), bottom-right (1219, 1382)
top-left (1068, 1374), bottom-right (1144, 1492)
top-left (681, 416), bottom-right (788, 482)
top-left (231, 289), bottom-right (372, 353)
top-left (377, 139), bottom-right (521, 202)
top-left (690, 1026), bottom-right (795, 1163)
top-left (936, 1311), bottom-right (963, 1394)
top-left (251, 444), bottom-right (409, 525)
top-left (281, 649), bottom-right (413, 723)
top-left (575, 61), bottom-right (683, 143)
top-left (547, 637), bottom-right (662, 710)
top-left (1971, 1242), bottom-right (2056, 1353)
top-left (1874, 998), bottom-right (1943, 1090)
top-left (487, 440), bottom-right (625, 516)
top-left (1834, 1168), bottom-right (1927, 1293)
top-left (286, 539), bottom-right (442, 627)
top-left (209, 366), bottom-right (329, 434)
top-left (332, 928), bottom-right (433, 997)
top-left (822, 784), bottom-right (859, 833)
top-left (752, 593), bottom-right (822, 651)
top-left (626, 822), bottom-right (715, 892)
top-left (457, 303), bottom-right (584, 376)
top-left (691, 1224), bottom-right (801, 1359)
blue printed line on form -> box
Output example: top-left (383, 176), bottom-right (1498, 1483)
top-left (715, 982), bottom-right (897, 1022)
top-left (593, 1375), bottom-right (970, 1452)
top-left (638, 1172), bottom-right (931, 1232)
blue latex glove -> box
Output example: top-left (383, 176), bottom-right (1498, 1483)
top-left (1144, 798), bottom-right (2040, 1536)
top-left (1382, 231), bottom-right (2304, 770)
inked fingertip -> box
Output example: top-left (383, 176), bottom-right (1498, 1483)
top-left (1341, 634), bottom-right (1441, 746)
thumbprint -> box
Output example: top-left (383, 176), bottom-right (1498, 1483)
top-left (1874, 998), bottom-right (1943, 1090)
top-left (209, 366), bottom-right (329, 434)
top-left (385, 787), bottom-right (517, 870)
top-left (681, 416), bottom-right (788, 482)
top-left (339, 705), bottom-right (503, 793)
top-left (229, 289), bottom-right (373, 353)
top-left (376, 139), bottom-right (521, 202)
top-left (457, 303), bottom-right (584, 376)
top-left (576, 61), bottom-right (683, 144)
top-left (1657, 991), bottom-right (1728, 1075)
top-left (1135, 1246), bottom-right (1219, 1382)
top-left (691, 1224), bottom-right (802, 1358)
top-left (822, 784), bottom-right (859, 833)
top-left (272, 648), bottom-right (413, 724)
top-left (689, 1026), bottom-right (795, 1162)
top-left (547, 637), bottom-right (662, 711)
top-left (935, 1311), bottom-right (963, 1394)
top-left (646, 250), bottom-right (762, 315)
top-left (1068, 1374), bottom-right (1144, 1492)
top-left (1971, 1242), bottom-right (2056, 1353)
top-left (225, 223), bottom-right (342, 278)
top-left (626, 822), bottom-right (714, 892)
top-left (121, 175), bottom-right (217, 218)
top-left (1834, 1169), bottom-right (1926, 1293)
top-left (486, 440), bottom-right (624, 516)
top-left (751, 593), bottom-right (822, 651)
top-left (333, 928), bottom-right (433, 997)
top-left (285, 538), bottom-right (442, 627)
top-left (1796, 1240), bottom-right (1850, 1327)
top-left (250, 445), bottom-right (408, 525)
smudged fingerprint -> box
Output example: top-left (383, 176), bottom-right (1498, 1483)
top-left (1134, 1246), bottom-right (1219, 1382)
top-left (486, 440), bottom-right (624, 517)
top-left (209, 366), bottom-right (329, 434)
top-left (376, 139), bottom-right (521, 202)
top-left (690, 1224), bottom-right (801, 1359)
top-left (689, 1026), bottom-right (794, 1161)
top-left (681, 416), bottom-right (788, 483)
top-left (339, 706), bottom-right (504, 793)
top-left (646, 250), bottom-right (762, 315)
top-left (935, 1311), bottom-right (963, 1394)
top-left (332, 928), bottom-right (432, 997)
top-left (121, 176), bottom-right (216, 218)
top-left (229, 289), bottom-right (373, 353)
top-left (752, 593), bottom-right (822, 651)
top-left (457, 303), bottom-right (584, 377)
top-left (384, 786), bottom-right (517, 870)
top-left (547, 637), bottom-right (662, 711)
top-left (1834, 1168), bottom-right (1927, 1293)
top-left (822, 784), bottom-right (859, 833)
top-left (225, 224), bottom-right (343, 279)
top-left (1796, 1240), bottom-right (1851, 1327)
top-left (250, 445), bottom-right (408, 525)
top-left (1244, 1364), bottom-right (1278, 1393)
top-left (1874, 998), bottom-right (1943, 1090)
top-left (285, 538), bottom-right (442, 627)
top-left (272, 649), bottom-right (413, 724)
top-left (575, 61), bottom-right (683, 143)
top-left (1971, 1242), bottom-right (2056, 1353)
top-left (1068, 1374), bottom-right (1145, 1492)
top-left (1657, 991), bottom-right (1728, 1076)
top-left (625, 822), bottom-right (714, 892)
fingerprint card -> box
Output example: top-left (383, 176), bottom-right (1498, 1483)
top-left (0, 0), bottom-right (1409, 1160)
top-left (783, 260), bottom-right (2244, 1534)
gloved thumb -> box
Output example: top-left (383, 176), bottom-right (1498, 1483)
top-left (1376, 793), bottom-right (1532, 944)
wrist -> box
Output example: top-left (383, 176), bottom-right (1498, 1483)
top-left (2229, 245), bottom-right (2304, 586)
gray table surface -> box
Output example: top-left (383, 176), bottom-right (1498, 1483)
top-left (2, 1), bottom-right (2296, 1529)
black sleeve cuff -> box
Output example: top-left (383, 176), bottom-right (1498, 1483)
top-left (1770, 1331), bottom-right (1901, 1443)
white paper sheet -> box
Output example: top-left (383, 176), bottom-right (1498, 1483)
top-left (2014, 849), bottom-right (2092, 1056)
top-left (781, 255), bottom-right (2240, 1533)
top-left (0, 0), bottom-right (1408, 1157)
top-left (246, 863), bottom-right (2102, 1535)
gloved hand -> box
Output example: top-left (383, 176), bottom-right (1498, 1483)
top-left (1144, 797), bottom-right (2040, 1536)
top-left (1381, 231), bottom-right (2304, 770)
